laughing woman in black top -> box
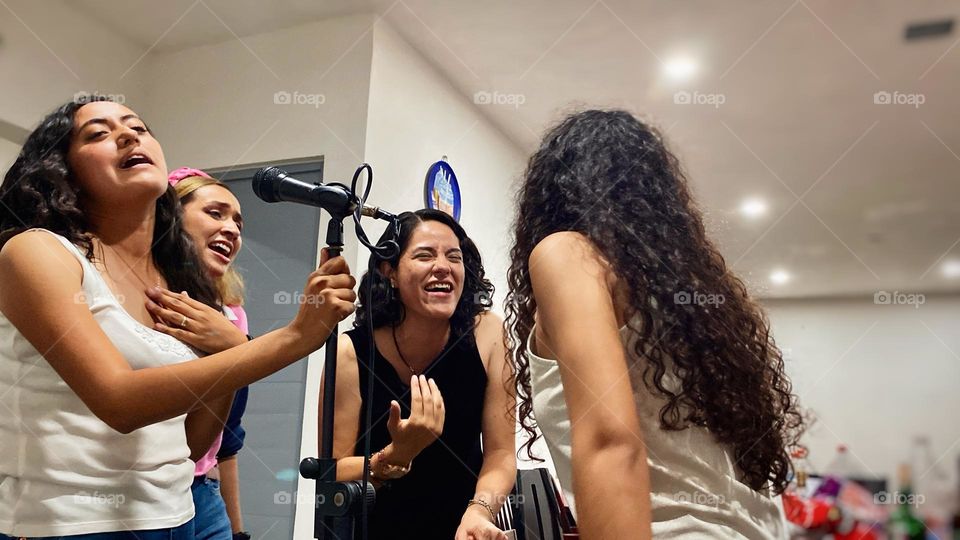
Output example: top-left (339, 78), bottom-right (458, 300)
top-left (320, 209), bottom-right (515, 540)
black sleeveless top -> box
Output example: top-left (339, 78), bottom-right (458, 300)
top-left (346, 324), bottom-right (487, 540)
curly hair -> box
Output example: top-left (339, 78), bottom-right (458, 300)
top-left (354, 209), bottom-right (494, 343)
top-left (505, 109), bottom-right (803, 494)
top-left (0, 97), bottom-right (219, 308)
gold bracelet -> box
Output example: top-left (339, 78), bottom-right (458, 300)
top-left (371, 448), bottom-right (411, 480)
top-left (467, 498), bottom-right (496, 521)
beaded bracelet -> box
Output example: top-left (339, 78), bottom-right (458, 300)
top-left (370, 448), bottom-right (411, 480)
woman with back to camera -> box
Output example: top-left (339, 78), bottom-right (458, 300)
top-left (322, 209), bottom-right (516, 540)
top-left (505, 109), bottom-right (803, 539)
top-left (0, 97), bottom-right (355, 539)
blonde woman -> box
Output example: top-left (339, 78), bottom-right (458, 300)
top-left (147, 167), bottom-right (251, 539)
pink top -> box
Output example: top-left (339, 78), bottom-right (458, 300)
top-left (194, 305), bottom-right (248, 476)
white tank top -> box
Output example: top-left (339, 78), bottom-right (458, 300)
top-left (0, 230), bottom-right (196, 536)
top-left (527, 319), bottom-right (788, 539)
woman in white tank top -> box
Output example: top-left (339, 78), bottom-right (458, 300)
top-left (505, 110), bottom-right (804, 539)
top-left (0, 98), bottom-right (357, 538)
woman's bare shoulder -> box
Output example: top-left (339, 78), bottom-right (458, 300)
top-left (0, 229), bottom-right (83, 283)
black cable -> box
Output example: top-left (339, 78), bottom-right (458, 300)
top-left (351, 164), bottom-right (398, 259)
top-left (347, 163), bottom-right (398, 540)
top-left (359, 256), bottom-right (376, 540)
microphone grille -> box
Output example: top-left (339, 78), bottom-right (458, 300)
top-left (252, 166), bottom-right (282, 203)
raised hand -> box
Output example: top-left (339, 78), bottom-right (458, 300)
top-left (386, 375), bottom-right (446, 463)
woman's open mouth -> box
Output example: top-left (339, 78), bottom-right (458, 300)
top-left (424, 280), bottom-right (454, 297)
top-left (208, 239), bottom-right (233, 264)
top-left (118, 151), bottom-right (155, 170)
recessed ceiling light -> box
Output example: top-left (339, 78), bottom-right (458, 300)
top-left (664, 56), bottom-right (697, 80)
top-left (739, 197), bottom-right (768, 219)
top-left (941, 259), bottom-right (960, 279)
top-left (770, 269), bottom-right (791, 285)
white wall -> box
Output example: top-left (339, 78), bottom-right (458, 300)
top-left (137, 13), bottom-right (375, 204)
top-left (0, 140), bottom-right (20, 174)
top-left (764, 294), bottom-right (960, 493)
top-left (359, 21), bottom-right (525, 305)
top-left (0, 0), bottom-right (145, 133)
top-left (0, 0), bottom-right (144, 180)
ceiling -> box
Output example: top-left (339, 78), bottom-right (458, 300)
top-left (62, 0), bottom-right (960, 298)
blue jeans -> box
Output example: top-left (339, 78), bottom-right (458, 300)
top-left (0, 520), bottom-right (194, 539)
top-left (191, 476), bottom-right (232, 540)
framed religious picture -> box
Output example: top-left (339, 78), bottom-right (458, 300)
top-left (424, 158), bottom-right (461, 221)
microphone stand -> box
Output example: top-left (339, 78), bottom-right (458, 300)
top-left (299, 213), bottom-right (375, 540)
top-left (254, 165), bottom-right (392, 540)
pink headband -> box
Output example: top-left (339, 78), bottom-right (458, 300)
top-left (168, 167), bottom-right (213, 187)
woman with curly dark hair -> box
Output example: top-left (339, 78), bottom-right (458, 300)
top-left (0, 98), bottom-right (356, 538)
top-left (505, 109), bottom-right (803, 539)
top-left (321, 209), bottom-right (516, 540)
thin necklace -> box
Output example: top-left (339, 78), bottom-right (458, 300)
top-left (392, 325), bottom-right (419, 376)
top-left (100, 240), bottom-right (161, 290)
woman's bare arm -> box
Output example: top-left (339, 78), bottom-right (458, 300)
top-left (456, 312), bottom-right (516, 538)
top-left (322, 334), bottom-right (367, 481)
top-left (528, 231), bottom-right (652, 540)
top-left (0, 232), bottom-right (354, 434)
top-left (185, 393), bottom-right (234, 461)
top-left (218, 455), bottom-right (245, 532)
top-left (472, 312), bottom-right (517, 509)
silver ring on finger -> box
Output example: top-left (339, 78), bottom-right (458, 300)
top-left (179, 314), bottom-right (188, 328)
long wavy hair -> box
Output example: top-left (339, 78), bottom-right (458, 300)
top-left (0, 97), bottom-right (219, 308)
top-left (355, 209), bottom-right (494, 343)
top-left (173, 174), bottom-right (246, 306)
top-left (505, 109), bottom-right (803, 493)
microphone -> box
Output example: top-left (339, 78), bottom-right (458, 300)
top-left (252, 166), bottom-right (397, 222)
top-left (252, 166), bottom-right (356, 218)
